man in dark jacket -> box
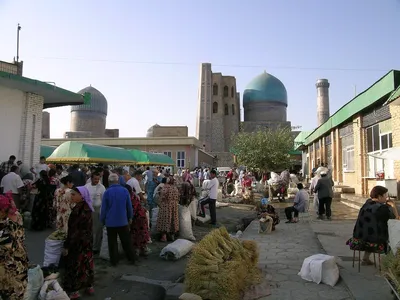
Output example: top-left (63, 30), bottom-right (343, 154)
top-left (314, 171), bottom-right (334, 220)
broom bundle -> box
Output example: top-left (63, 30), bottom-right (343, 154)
top-left (185, 227), bottom-right (261, 300)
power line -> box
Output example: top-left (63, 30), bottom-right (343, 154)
top-left (26, 56), bottom-right (390, 72)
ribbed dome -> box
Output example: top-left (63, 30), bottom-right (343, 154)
top-left (243, 72), bottom-right (288, 106)
top-left (71, 86), bottom-right (108, 115)
top-left (146, 124), bottom-right (160, 137)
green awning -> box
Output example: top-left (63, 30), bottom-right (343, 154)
top-left (0, 71), bottom-right (84, 109)
top-left (128, 150), bottom-right (175, 166)
top-left (47, 141), bottom-right (136, 164)
top-left (40, 145), bottom-right (57, 158)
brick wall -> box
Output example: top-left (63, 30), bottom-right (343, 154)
top-left (390, 104), bottom-right (400, 179)
top-left (19, 93), bottom-right (44, 167)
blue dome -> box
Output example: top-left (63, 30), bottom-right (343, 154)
top-left (243, 72), bottom-right (288, 106)
top-left (71, 86), bottom-right (108, 115)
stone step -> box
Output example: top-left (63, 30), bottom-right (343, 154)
top-left (340, 193), bottom-right (366, 204)
top-left (340, 199), bottom-right (363, 211)
top-left (334, 186), bottom-right (355, 194)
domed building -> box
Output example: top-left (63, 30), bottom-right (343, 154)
top-left (64, 86), bottom-right (119, 138)
top-left (242, 71), bottom-right (291, 132)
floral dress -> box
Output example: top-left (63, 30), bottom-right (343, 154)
top-left (63, 201), bottom-right (94, 293)
top-left (0, 213), bottom-right (29, 300)
top-left (54, 188), bottom-right (73, 234)
top-left (130, 192), bottom-right (150, 250)
top-left (156, 184), bottom-right (179, 234)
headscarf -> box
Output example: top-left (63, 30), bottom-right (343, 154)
top-left (76, 186), bottom-right (94, 212)
top-left (0, 192), bottom-right (17, 217)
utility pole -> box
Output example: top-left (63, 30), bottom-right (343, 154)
top-left (16, 23), bottom-right (21, 62)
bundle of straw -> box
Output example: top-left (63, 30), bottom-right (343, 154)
top-left (185, 227), bottom-right (260, 300)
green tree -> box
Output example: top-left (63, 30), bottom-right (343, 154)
top-left (231, 126), bottom-right (294, 172)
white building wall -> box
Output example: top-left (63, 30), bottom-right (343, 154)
top-left (0, 86), bottom-right (25, 161)
top-left (0, 86), bottom-right (43, 166)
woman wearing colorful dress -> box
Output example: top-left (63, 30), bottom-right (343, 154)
top-left (0, 192), bottom-right (29, 299)
top-left (125, 185), bottom-right (150, 256)
top-left (63, 186), bottom-right (94, 299)
top-left (53, 175), bottom-right (74, 234)
top-left (156, 177), bottom-right (179, 242)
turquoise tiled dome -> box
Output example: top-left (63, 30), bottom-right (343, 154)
top-left (243, 71), bottom-right (288, 106)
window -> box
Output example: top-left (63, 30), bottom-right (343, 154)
top-left (223, 86), bottom-right (229, 97)
top-left (177, 151), bottom-right (185, 168)
top-left (224, 104), bottom-right (229, 115)
top-left (231, 86), bottom-right (234, 97)
top-left (213, 101), bottom-right (218, 113)
top-left (213, 83), bottom-right (218, 96)
top-left (366, 121), bottom-right (394, 177)
top-left (342, 146), bottom-right (355, 172)
top-left (232, 104), bottom-right (235, 115)
top-left (163, 151), bottom-right (172, 158)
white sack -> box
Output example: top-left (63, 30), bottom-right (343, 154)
top-left (290, 174), bottom-right (299, 184)
top-left (179, 293), bottom-right (203, 300)
top-left (313, 194), bottom-right (319, 213)
top-left (99, 227), bottom-right (123, 260)
top-left (43, 238), bottom-right (64, 267)
top-left (188, 198), bottom-right (198, 220)
top-left (298, 254), bottom-right (339, 287)
top-left (151, 207), bottom-right (159, 234)
top-left (160, 239), bottom-right (195, 261)
top-left (196, 214), bottom-right (211, 224)
top-left (216, 201), bottom-right (229, 208)
top-left (259, 216), bottom-right (273, 234)
top-left (179, 205), bottom-right (196, 241)
top-left (39, 279), bottom-right (69, 300)
top-left (388, 219), bottom-right (400, 254)
top-left (287, 188), bottom-right (299, 195)
top-left (23, 265), bottom-right (44, 300)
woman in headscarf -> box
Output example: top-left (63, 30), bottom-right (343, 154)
top-left (179, 181), bottom-right (196, 206)
top-left (146, 169), bottom-right (160, 210)
top-left (256, 191), bottom-right (280, 231)
top-left (30, 170), bottom-right (53, 230)
top-left (62, 186), bottom-right (94, 299)
top-left (0, 192), bottom-right (29, 299)
top-left (53, 175), bottom-right (74, 234)
top-left (124, 185), bottom-right (150, 256)
top-left (156, 176), bottom-right (179, 242)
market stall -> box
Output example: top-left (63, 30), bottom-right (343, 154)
top-left (46, 141), bottom-right (137, 164)
top-left (40, 145), bottom-right (57, 158)
top-left (128, 149), bottom-right (175, 166)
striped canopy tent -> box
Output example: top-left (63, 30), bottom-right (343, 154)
top-left (47, 141), bottom-right (137, 164)
top-left (40, 145), bottom-right (57, 158)
top-left (128, 149), bottom-right (175, 166)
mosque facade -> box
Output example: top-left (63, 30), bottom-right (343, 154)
top-left (64, 86), bottom-right (119, 138)
top-left (196, 63), bottom-right (293, 166)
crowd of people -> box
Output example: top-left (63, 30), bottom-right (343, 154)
top-left (0, 155), bottom-right (201, 299)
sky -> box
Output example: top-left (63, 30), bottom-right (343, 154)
top-left (1, 0), bottom-right (400, 138)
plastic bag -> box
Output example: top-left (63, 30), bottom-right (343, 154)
top-left (99, 227), bottom-right (123, 260)
top-left (43, 238), bottom-right (64, 267)
top-left (39, 279), bottom-right (69, 300)
top-left (259, 216), bottom-right (273, 234)
top-left (298, 254), bottom-right (339, 287)
top-left (388, 219), bottom-right (400, 254)
top-left (179, 205), bottom-right (196, 241)
top-left (160, 239), bottom-right (194, 261)
top-left (23, 265), bottom-right (44, 300)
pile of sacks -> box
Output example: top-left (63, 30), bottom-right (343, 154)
top-left (185, 227), bottom-right (261, 300)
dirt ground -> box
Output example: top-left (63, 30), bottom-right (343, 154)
top-left (26, 202), bottom-right (256, 299)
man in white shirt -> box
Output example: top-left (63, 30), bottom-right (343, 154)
top-left (31, 156), bottom-right (49, 180)
top-left (85, 172), bottom-right (106, 253)
top-left (127, 170), bottom-right (145, 202)
top-left (1, 165), bottom-right (24, 209)
top-left (198, 169), bottom-right (219, 226)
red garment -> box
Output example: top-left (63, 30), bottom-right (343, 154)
top-left (227, 171), bottom-right (233, 180)
top-left (242, 178), bottom-right (252, 188)
top-left (130, 192), bottom-right (150, 250)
